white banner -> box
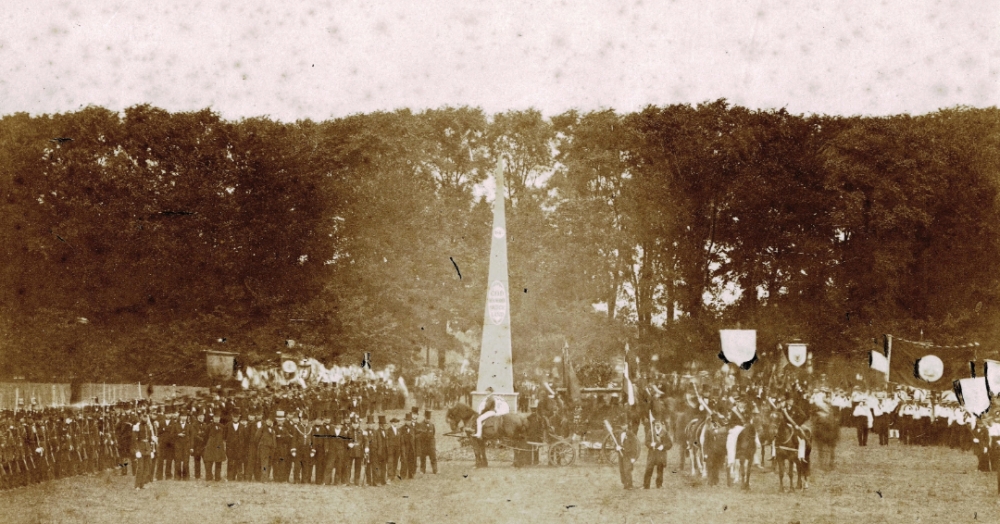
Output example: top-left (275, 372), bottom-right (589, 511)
top-left (870, 351), bottom-right (889, 374)
top-left (788, 344), bottom-right (807, 367)
top-left (720, 330), bottom-right (756, 367)
top-left (955, 377), bottom-right (991, 416)
top-left (985, 360), bottom-right (1000, 396)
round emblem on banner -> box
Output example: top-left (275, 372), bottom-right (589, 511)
top-left (917, 355), bottom-right (943, 382)
top-left (282, 360), bottom-right (298, 374)
top-left (487, 281), bottom-right (508, 325)
top-left (493, 227), bottom-right (506, 239)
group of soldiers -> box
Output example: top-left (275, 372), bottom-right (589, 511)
top-left (0, 378), bottom-right (439, 491)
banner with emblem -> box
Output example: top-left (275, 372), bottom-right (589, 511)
top-left (719, 330), bottom-right (756, 369)
top-left (984, 360), bottom-right (1000, 397)
top-left (954, 377), bottom-right (991, 417)
top-left (888, 339), bottom-right (975, 390)
top-left (787, 343), bottom-right (807, 367)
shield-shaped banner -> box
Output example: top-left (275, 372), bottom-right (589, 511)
top-left (955, 377), bottom-right (991, 416)
top-left (720, 330), bottom-right (756, 368)
top-left (915, 355), bottom-right (944, 382)
top-left (985, 360), bottom-right (1000, 396)
top-left (787, 344), bottom-right (807, 367)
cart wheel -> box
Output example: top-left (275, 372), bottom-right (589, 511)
top-left (549, 441), bottom-right (576, 466)
top-left (602, 434), bottom-right (619, 466)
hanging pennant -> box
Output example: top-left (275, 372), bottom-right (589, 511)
top-left (869, 351), bottom-right (889, 374)
top-left (954, 377), bottom-right (991, 417)
top-left (787, 343), bottom-right (807, 367)
top-left (985, 360), bottom-right (1000, 396)
top-left (719, 330), bottom-right (757, 369)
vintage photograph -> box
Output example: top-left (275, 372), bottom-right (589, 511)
top-left (0, 1), bottom-right (997, 523)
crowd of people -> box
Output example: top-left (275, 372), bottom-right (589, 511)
top-left (0, 376), bottom-right (443, 491)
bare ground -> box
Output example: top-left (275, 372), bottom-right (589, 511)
top-left (1, 426), bottom-right (997, 524)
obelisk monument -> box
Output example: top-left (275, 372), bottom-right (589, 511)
top-left (471, 160), bottom-right (518, 412)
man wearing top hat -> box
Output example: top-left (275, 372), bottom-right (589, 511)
top-left (289, 411), bottom-right (310, 484)
top-left (308, 414), bottom-right (328, 484)
top-left (386, 416), bottom-right (402, 483)
top-left (173, 411), bottom-right (193, 480)
top-left (224, 411), bottom-right (247, 481)
top-left (400, 412), bottom-right (417, 480)
top-left (643, 419), bottom-right (669, 489)
top-left (371, 415), bottom-right (389, 485)
top-left (415, 409), bottom-right (437, 474)
top-left (273, 410), bottom-right (294, 482)
top-left (203, 411), bottom-right (226, 481)
top-left (257, 414), bottom-right (277, 481)
top-left (246, 411), bottom-right (263, 482)
top-left (362, 415), bottom-right (377, 486)
top-left (191, 410), bottom-right (208, 480)
top-left (323, 412), bottom-right (348, 485)
top-left (155, 408), bottom-right (177, 481)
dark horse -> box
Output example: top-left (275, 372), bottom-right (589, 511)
top-left (773, 421), bottom-right (811, 491)
top-left (446, 402), bottom-right (528, 468)
top-left (728, 417), bottom-right (758, 490)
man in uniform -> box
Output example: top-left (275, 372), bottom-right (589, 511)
top-left (416, 410), bottom-right (437, 474)
top-left (273, 411), bottom-right (293, 482)
top-left (643, 419), bottom-right (669, 489)
top-left (323, 413), bottom-right (347, 485)
top-left (615, 421), bottom-right (638, 490)
top-left (346, 414), bottom-right (366, 485)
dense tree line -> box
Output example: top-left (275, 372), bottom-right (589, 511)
top-left (1, 102), bottom-right (997, 383)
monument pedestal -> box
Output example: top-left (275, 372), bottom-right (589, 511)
top-left (471, 391), bottom-right (519, 414)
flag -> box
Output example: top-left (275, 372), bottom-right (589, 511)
top-left (788, 343), bottom-right (807, 367)
top-left (954, 377), bottom-right (991, 416)
top-left (888, 340), bottom-right (974, 390)
top-left (720, 330), bottom-right (756, 369)
top-left (562, 343), bottom-right (582, 404)
top-left (869, 351), bottom-right (889, 374)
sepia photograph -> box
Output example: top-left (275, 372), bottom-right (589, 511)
top-left (0, 1), bottom-right (998, 522)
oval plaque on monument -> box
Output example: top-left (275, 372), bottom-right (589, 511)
top-left (488, 280), bottom-right (508, 325)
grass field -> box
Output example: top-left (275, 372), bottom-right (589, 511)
top-left (2, 423), bottom-right (998, 524)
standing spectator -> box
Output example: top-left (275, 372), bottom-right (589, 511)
top-left (203, 412), bottom-right (226, 482)
top-left (191, 411), bottom-right (207, 480)
top-left (257, 416), bottom-right (277, 482)
top-left (616, 422), bottom-right (638, 490)
top-left (643, 419), bottom-right (669, 489)
top-left (416, 410), bottom-right (437, 474)
top-left (224, 411), bottom-right (247, 481)
top-left (173, 412), bottom-right (193, 480)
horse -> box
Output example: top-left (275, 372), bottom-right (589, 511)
top-left (773, 421), bottom-right (812, 491)
top-left (446, 403), bottom-right (479, 433)
top-left (812, 410), bottom-right (840, 471)
top-left (445, 402), bottom-right (528, 468)
top-left (728, 416), bottom-right (758, 490)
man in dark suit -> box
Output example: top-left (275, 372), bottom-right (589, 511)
top-left (346, 415), bottom-right (366, 485)
top-left (173, 412), bottom-right (193, 480)
top-left (323, 415), bottom-right (347, 485)
top-left (273, 411), bottom-right (293, 482)
top-left (155, 410), bottom-right (176, 480)
top-left (400, 413), bottom-right (416, 480)
top-left (308, 414), bottom-right (328, 484)
top-left (643, 419), bottom-right (669, 489)
top-left (386, 417), bottom-right (401, 483)
top-left (416, 410), bottom-right (437, 474)
top-left (191, 411), bottom-right (207, 480)
top-left (246, 412), bottom-right (263, 482)
top-left (224, 411), bottom-right (247, 481)
top-left (371, 415), bottom-right (389, 485)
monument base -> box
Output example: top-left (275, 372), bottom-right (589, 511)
top-left (471, 391), bottom-right (519, 414)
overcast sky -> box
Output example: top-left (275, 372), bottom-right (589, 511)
top-left (1, 0), bottom-right (997, 121)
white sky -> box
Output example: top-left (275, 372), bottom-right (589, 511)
top-left (1, 0), bottom-right (997, 121)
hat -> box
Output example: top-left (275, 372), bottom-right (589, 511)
top-left (390, 417), bottom-right (400, 423)
top-left (404, 413), bottom-right (412, 421)
top-left (378, 415), bottom-right (387, 424)
top-left (275, 410), bottom-right (286, 418)
top-left (366, 415), bottom-right (375, 424)
top-left (411, 406), bottom-right (420, 414)
top-left (424, 410), bottom-right (432, 418)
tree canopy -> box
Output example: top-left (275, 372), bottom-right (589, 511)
top-left (1, 102), bottom-right (998, 383)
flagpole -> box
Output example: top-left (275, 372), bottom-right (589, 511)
top-left (885, 335), bottom-right (892, 385)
